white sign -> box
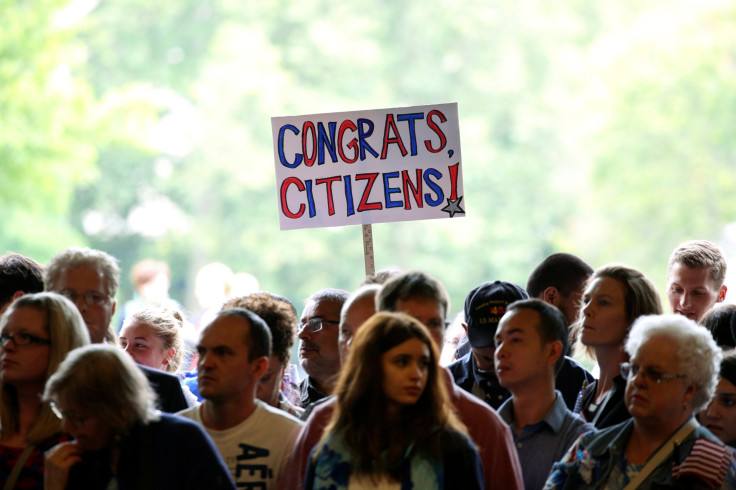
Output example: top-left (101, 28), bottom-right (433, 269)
top-left (271, 103), bottom-right (464, 230)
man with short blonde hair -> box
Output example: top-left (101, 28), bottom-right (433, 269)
top-left (666, 240), bottom-right (728, 323)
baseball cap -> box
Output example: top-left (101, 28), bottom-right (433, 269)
top-left (465, 281), bottom-right (528, 348)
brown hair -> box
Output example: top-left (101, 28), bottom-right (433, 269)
top-left (320, 312), bottom-right (466, 481)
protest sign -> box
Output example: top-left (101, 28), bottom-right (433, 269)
top-left (271, 103), bottom-right (465, 231)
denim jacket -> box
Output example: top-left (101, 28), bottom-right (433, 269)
top-left (545, 418), bottom-right (736, 490)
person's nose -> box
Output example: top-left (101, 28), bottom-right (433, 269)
top-left (495, 343), bottom-right (507, 361)
top-left (71, 295), bottom-right (88, 314)
top-left (583, 302), bottom-right (593, 318)
top-left (409, 363), bottom-right (422, 381)
top-left (1, 338), bottom-right (16, 353)
top-left (631, 367), bottom-right (647, 387)
top-left (705, 400), bottom-right (722, 420)
top-left (198, 351), bottom-right (213, 369)
top-left (297, 326), bottom-right (311, 341)
top-left (680, 292), bottom-right (691, 308)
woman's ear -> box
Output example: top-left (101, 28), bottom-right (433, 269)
top-left (163, 347), bottom-right (176, 366)
top-left (683, 382), bottom-right (697, 409)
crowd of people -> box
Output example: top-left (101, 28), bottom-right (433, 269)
top-left (0, 239), bottom-right (735, 489)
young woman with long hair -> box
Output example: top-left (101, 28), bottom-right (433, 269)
top-left (305, 311), bottom-right (482, 489)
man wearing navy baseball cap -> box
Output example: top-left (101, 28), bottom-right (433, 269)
top-left (449, 281), bottom-right (529, 409)
top-left (449, 280), bottom-right (592, 410)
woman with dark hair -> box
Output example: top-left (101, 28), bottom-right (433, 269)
top-left (0, 292), bottom-right (90, 489)
top-left (699, 349), bottom-right (736, 447)
top-left (701, 303), bottom-right (736, 349)
top-left (305, 311), bottom-right (482, 489)
top-left (42, 344), bottom-right (234, 490)
top-left (574, 264), bottom-right (662, 429)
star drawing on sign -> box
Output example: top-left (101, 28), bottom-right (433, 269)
top-left (441, 196), bottom-right (465, 217)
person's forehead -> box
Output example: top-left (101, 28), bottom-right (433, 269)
top-left (59, 265), bottom-right (106, 289)
top-left (343, 295), bottom-right (376, 320)
top-left (668, 262), bottom-right (714, 285)
top-left (302, 298), bottom-right (342, 319)
top-left (3, 306), bottom-right (47, 332)
top-left (395, 295), bottom-right (443, 315)
top-left (498, 308), bottom-right (539, 333)
top-left (119, 321), bottom-right (153, 337)
top-left (200, 316), bottom-right (249, 346)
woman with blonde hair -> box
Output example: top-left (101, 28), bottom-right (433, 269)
top-left (0, 292), bottom-right (90, 489)
top-left (118, 307), bottom-right (185, 373)
top-left (574, 264), bottom-right (662, 429)
top-left (43, 344), bottom-right (233, 490)
top-left (305, 311), bottom-right (482, 489)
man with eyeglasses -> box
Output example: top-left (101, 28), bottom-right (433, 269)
top-left (44, 247), bottom-right (188, 413)
top-left (297, 288), bottom-right (349, 409)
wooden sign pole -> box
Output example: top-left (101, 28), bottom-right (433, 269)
top-left (362, 224), bottom-right (376, 278)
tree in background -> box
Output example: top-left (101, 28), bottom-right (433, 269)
top-left (4, 0), bottom-right (734, 314)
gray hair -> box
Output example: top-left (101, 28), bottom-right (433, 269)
top-left (625, 314), bottom-right (721, 412)
top-left (43, 344), bottom-right (159, 434)
top-left (44, 247), bottom-right (120, 298)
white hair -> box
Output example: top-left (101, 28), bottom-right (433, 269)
top-left (625, 314), bottom-right (721, 412)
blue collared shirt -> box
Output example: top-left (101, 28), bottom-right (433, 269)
top-left (499, 391), bottom-right (595, 490)
top-left (448, 352), bottom-right (593, 411)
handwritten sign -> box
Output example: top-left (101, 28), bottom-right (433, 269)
top-left (271, 103), bottom-right (464, 230)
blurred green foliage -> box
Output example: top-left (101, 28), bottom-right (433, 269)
top-left (2, 0), bottom-right (734, 317)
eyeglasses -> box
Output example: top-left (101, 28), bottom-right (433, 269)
top-left (0, 332), bottom-right (51, 348)
top-left (49, 402), bottom-right (91, 427)
top-left (620, 362), bottom-right (686, 384)
top-left (298, 318), bottom-right (339, 333)
top-left (59, 289), bottom-right (110, 307)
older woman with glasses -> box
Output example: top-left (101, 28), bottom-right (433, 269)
top-left (546, 314), bottom-right (736, 489)
top-left (0, 292), bottom-right (90, 490)
top-left (42, 344), bottom-right (234, 490)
